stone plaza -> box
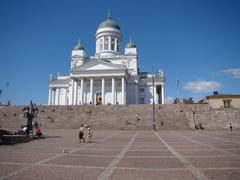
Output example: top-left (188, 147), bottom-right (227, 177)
top-left (1, 129), bottom-right (240, 180)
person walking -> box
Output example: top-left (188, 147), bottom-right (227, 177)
top-left (229, 123), bottom-right (233, 131)
top-left (87, 127), bottom-right (92, 143)
top-left (79, 124), bottom-right (85, 143)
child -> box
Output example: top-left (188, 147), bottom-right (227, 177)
top-left (87, 127), bottom-right (92, 143)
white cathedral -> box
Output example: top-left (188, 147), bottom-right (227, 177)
top-left (48, 12), bottom-right (165, 105)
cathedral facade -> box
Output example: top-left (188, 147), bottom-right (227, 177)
top-left (48, 12), bottom-right (165, 105)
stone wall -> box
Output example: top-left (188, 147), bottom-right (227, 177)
top-left (183, 104), bottom-right (240, 130)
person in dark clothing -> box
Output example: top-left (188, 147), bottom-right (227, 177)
top-left (229, 123), bottom-right (233, 131)
top-left (79, 124), bottom-right (85, 143)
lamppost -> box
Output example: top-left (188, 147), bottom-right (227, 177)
top-left (152, 68), bottom-right (156, 131)
top-left (0, 89), bottom-right (2, 104)
top-left (176, 80), bottom-right (179, 103)
top-left (22, 101), bottom-right (39, 136)
top-left (6, 82), bottom-right (10, 105)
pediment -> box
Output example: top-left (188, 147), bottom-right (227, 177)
top-left (86, 63), bottom-right (115, 70)
top-left (72, 59), bottom-right (124, 72)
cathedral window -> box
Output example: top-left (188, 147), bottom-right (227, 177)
top-left (104, 36), bottom-right (109, 50)
top-left (117, 39), bottom-right (120, 51)
top-left (111, 44), bottom-right (115, 50)
top-left (111, 37), bottom-right (115, 50)
top-left (100, 38), bottom-right (103, 51)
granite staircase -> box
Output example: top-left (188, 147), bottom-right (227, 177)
top-left (0, 105), bottom-right (191, 130)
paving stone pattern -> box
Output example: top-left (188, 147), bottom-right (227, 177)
top-left (0, 129), bottom-right (240, 180)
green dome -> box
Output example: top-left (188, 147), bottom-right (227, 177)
top-left (126, 38), bottom-right (136, 48)
top-left (98, 11), bottom-right (120, 30)
top-left (74, 39), bottom-right (84, 50)
top-left (98, 19), bottom-right (120, 30)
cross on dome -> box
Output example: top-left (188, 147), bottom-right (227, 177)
top-left (74, 39), bottom-right (84, 50)
top-left (107, 9), bottom-right (111, 20)
top-left (126, 36), bottom-right (136, 48)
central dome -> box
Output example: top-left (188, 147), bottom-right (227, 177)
top-left (95, 11), bottom-right (122, 57)
top-left (98, 11), bottom-right (120, 30)
top-left (98, 20), bottom-right (120, 30)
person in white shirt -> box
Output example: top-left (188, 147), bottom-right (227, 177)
top-left (22, 126), bottom-right (27, 135)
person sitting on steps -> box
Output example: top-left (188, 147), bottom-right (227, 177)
top-left (35, 126), bottom-right (44, 139)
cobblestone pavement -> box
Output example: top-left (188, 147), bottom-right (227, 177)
top-left (0, 129), bottom-right (240, 180)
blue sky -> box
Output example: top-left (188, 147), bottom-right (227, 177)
top-left (0, 0), bottom-right (239, 105)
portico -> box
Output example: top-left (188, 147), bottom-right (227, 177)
top-left (65, 76), bottom-right (126, 105)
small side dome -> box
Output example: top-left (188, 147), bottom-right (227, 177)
top-left (74, 39), bottom-right (84, 50)
top-left (98, 10), bottom-right (121, 30)
top-left (125, 38), bottom-right (136, 48)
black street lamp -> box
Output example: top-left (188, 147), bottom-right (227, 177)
top-left (5, 82), bottom-right (10, 105)
top-left (152, 69), bottom-right (156, 131)
top-left (176, 80), bottom-right (179, 103)
top-left (0, 89), bottom-right (2, 104)
top-left (22, 101), bottom-right (39, 136)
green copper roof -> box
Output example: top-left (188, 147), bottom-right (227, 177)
top-left (126, 38), bottom-right (136, 48)
top-left (98, 11), bottom-right (120, 30)
top-left (74, 39), bottom-right (84, 50)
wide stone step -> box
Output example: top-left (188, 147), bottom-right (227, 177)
top-left (2, 104), bottom-right (239, 130)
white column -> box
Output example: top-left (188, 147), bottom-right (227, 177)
top-left (161, 85), bottom-right (165, 104)
top-left (64, 88), bottom-right (67, 105)
top-left (73, 81), bottom-right (78, 105)
top-left (72, 81), bottom-right (76, 105)
top-left (68, 79), bottom-right (74, 105)
top-left (114, 38), bottom-right (117, 51)
top-left (90, 78), bottom-right (93, 104)
top-left (51, 89), bottom-right (55, 105)
top-left (80, 78), bottom-right (84, 105)
top-left (156, 91), bottom-right (159, 104)
top-left (55, 88), bottom-right (59, 105)
top-left (135, 83), bottom-right (138, 104)
top-left (121, 77), bottom-right (126, 104)
top-left (96, 39), bottom-right (98, 54)
top-left (108, 36), bottom-right (111, 50)
top-left (102, 78), bottom-right (105, 105)
top-left (112, 77), bottom-right (115, 104)
top-left (48, 88), bottom-right (52, 105)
